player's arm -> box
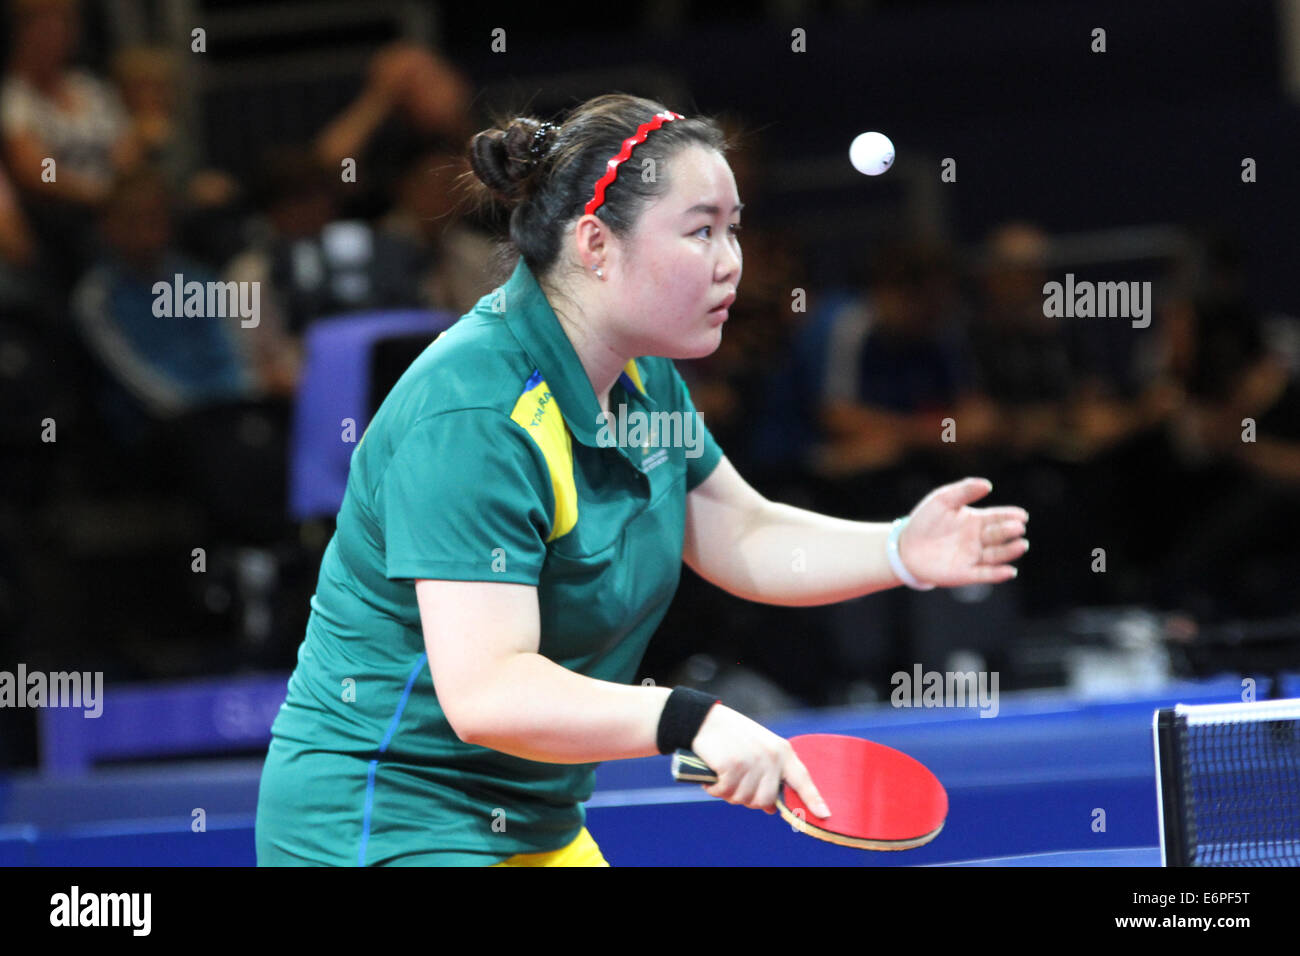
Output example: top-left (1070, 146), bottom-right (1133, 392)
top-left (418, 578), bottom-right (669, 763)
top-left (416, 578), bottom-right (826, 813)
top-left (683, 458), bottom-right (1029, 603)
top-left (683, 455), bottom-right (902, 605)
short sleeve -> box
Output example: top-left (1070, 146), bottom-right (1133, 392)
top-left (377, 409), bottom-right (553, 584)
top-left (668, 361), bottom-right (725, 492)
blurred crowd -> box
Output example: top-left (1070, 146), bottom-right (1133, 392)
top-left (2, 0), bottom-right (1298, 712)
top-left (2, 4), bottom-right (495, 516)
top-left (0, 3), bottom-right (500, 684)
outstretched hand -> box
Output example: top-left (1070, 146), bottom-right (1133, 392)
top-left (898, 478), bottom-right (1029, 587)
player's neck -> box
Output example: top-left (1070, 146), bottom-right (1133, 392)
top-left (552, 302), bottom-right (628, 420)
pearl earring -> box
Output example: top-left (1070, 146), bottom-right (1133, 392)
top-left (592, 264), bottom-right (603, 278)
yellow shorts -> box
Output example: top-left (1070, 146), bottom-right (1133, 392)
top-left (491, 827), bottom-right (609, 867)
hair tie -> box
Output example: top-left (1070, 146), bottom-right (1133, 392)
top-left (585, 110), bottom-right (683, 216)
top-left (528, 122), bottom-right (558, 163)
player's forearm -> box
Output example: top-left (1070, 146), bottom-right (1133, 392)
top-left (452, 653), bottom-right (674, 764)
top-left (720, 499), bottom-right (901, 606)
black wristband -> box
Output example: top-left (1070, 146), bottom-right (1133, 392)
top-left (656, 686), bottom-right (719, 755)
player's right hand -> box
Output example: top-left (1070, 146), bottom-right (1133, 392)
top-left (690, 704), bottom-right (831, 819)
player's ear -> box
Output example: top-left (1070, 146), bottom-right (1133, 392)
top-left (573, 213), bottom-right (608, 271)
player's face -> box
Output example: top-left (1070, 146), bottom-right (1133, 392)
top-left (618, 145), bottom-right (742, 358)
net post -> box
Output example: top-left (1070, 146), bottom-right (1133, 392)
top-left (1154, 707), bottom-right (1191, 867)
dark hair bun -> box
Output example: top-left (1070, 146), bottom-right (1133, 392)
top-left (468, 117), bottom-right (554, 206)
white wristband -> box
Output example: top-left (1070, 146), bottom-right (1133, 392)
top-left (887, 516), bottom-right (934, 591)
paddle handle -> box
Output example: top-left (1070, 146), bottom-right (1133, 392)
top-left (670, 749), bottom-right (719, 784)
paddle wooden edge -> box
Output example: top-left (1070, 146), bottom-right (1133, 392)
top-left (775, 797), bottom-right (946, 851)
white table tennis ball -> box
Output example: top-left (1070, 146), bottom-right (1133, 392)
top-left (850, 131), bottom-right (895, 176)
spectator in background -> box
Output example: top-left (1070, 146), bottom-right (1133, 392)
top-left (1150, 232), bottom-right (1300, 619)
top-left (963, 221), bottom-right (1171, 612)
top-left (965, 223), bottom-right (1080, 613)
top-left (110, 44), bottom-right (239, 209)
top-left (375, 142), bottom-right (498, 316)
top-left (1, 0), bottom-right (135, 286)
top-left (1229, 339), bottom-right (1300, 491)
top-left (964, 224), bottom-right (1181, 610)
top-left (71, 166), bottom-right (253, 437)
top-left (72, 165), bottom-right (289, 541)
top-left (221, 149), bottom-right (329, 398)
top-left (314, 42), bottom-right (474, 220)
top-left (224, 46), bottom-right (481, 396)
top-left (223, 146), bottom-right (432, 398)
top-left (969, 223), bottom-right (1073, 456)
top-left (757, 237), bottom-right (1004, 703)
top-left (109, 43), bottom-right (246, 267)
top-left (813, 236), bottom-right (996, 518)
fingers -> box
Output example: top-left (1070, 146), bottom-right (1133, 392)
top-left (755, 768), bottom-right (782, 813)
top-left (981, 538), bottom-right (1029, 565)
top-left (782, 753), bottom-right (831, 820)
top-left (968, 563), bottom-right (1019, 583)
top-left (932, 476), bottom-right (994, 509)
top-left (701, 746), bottom-right (820, 817)
top-left (981, 519), bottom-right (1027, 547)
top-left (977, 514), bottom-right (1028, 569)
top-left (704, 760), bottom-right (783, 813)
top-left (978, 506), bottom-right (1030, 525)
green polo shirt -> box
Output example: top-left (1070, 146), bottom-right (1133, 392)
top-left (256, 256), bottom-right (723, 865)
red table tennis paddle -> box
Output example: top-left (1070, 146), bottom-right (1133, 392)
top-left (671, 732), bottom-right (948, 850)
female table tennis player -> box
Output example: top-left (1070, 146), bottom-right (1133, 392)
top-left (254, 93), bottom-right (1030, 866)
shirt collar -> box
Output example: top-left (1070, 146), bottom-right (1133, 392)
top-left (501, 257), bottom-right (653, 446)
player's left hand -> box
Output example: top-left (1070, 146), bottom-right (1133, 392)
top-left (898, 477), bottom-right (1028, 587)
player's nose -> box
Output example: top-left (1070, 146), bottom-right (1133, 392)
top-left (717, 239), bottom-right (741, 281)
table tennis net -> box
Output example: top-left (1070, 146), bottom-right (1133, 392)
top-left (1155, 698), bottom-right (1300, 866)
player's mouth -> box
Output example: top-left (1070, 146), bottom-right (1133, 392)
top-left (707, 292), bottom-right (736, 320)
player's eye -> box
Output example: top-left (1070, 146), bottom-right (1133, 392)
top-left (695, 223), bottom-right (742, 239)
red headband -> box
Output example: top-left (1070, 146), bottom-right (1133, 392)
top-left (584, 110), bottom-right (684, 216)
